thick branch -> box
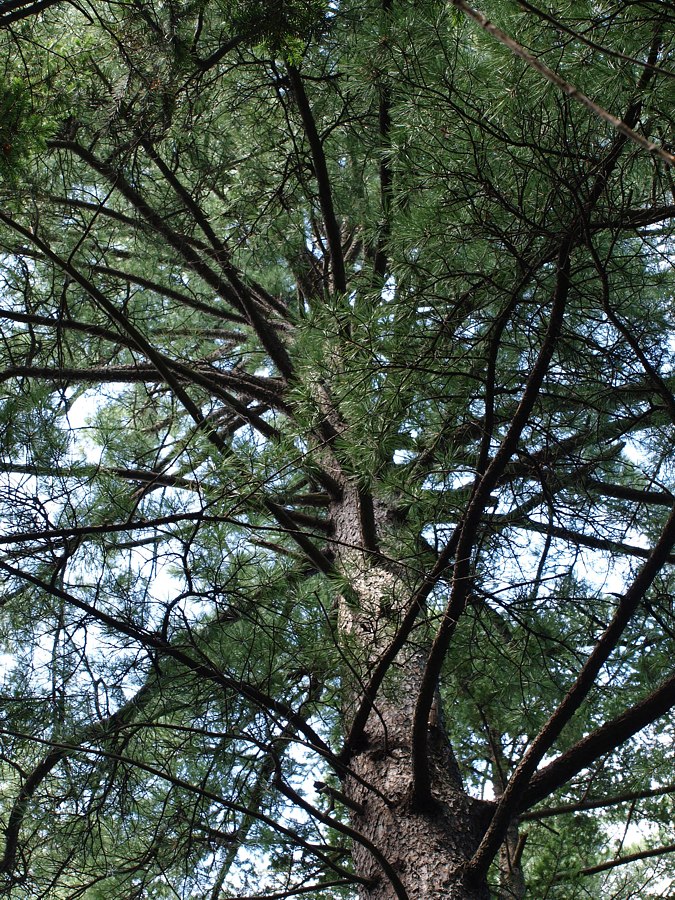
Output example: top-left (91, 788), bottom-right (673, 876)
top-left (586, 479), bottom-right (674, 508)
top-left (0, 0), bottom-right (63, 26)
top-left (466, 502), bottom-right (675, 881)
top-left (522, 668), bottom-right (675, 811)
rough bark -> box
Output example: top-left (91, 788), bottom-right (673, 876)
top-left (332, 487), bottom-right (492, 899)
top-left (345, 695), bottom-right (492, 900)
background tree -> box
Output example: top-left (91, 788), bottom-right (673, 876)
top-left (0, 0), bottom-right (673, 897)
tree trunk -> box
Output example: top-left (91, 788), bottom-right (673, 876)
top-left (333, 489), bottom-right (492, 899)
top-left (346, 719), bottom-right (492, 899)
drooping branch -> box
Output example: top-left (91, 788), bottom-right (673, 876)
top-left (0, 560), bottom-right (337, 763)
top-left (274, 763), bottom-right (409, 900)
top-left (0, 726), bottom-right (357, 885)
top-left (0, 676), bottom-right (166, 875)
top-left (48, 139), bottom-right (294, 378)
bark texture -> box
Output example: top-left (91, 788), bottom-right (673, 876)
top-left (346, 715), bottom-right (492, 900)
top-left (333, 488), bottom-right (492, 899)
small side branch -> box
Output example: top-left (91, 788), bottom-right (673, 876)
top-left (577, 842), bottom-right (675, 878)
top-left (522, 781), bottom-right (675, 822)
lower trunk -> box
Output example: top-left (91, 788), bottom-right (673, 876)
top-left (347, 745), bottom-right (491, 899)
top-left (343, 652), bottom-right (491, 899)
top-left (333, 495), bottom-right (493, 898)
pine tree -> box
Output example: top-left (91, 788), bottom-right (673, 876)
top-left (0, 0), bottom-right (673, 897)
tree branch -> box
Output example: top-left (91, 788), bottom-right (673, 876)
top-left (521, 781), bottom-right (675, 821)
top-left (0, 560), bottom-right (336, 764)
top-left (48, 139), bottom-right (294, 378)
top-left (521, 668), bottom-right (675, 811)
top-left (508, 516), bottom-right (675, 565)
top-left (0, 0), bottom-right (63, 26)
top-left (577, 842), bottom-right (675, 878)
top-left (450, 0), bottom-right (675, 166)
top-left (287, 66), bottom-right (347, 296)
top-left (466, 502), bottom-right (675, 882)
top-left (411, 235), bottom-right (573, 808)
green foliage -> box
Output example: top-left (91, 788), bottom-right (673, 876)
top-left (232, 0), bottom-right (328, 59)
top-left (0, 0), bottom-right (672, 896)
top-left (524, 814), bottom-right (606, 898)
top-left (0, 79), bottom-right (49, 182)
